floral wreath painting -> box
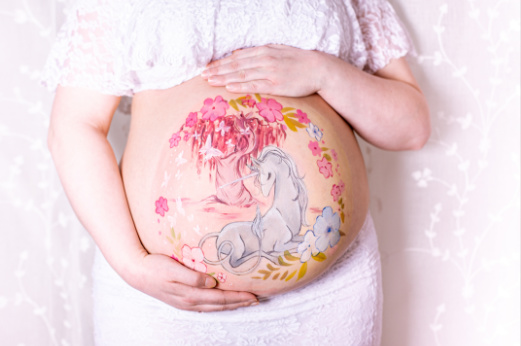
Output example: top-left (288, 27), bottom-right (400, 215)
top-left (155, 94), bottom-right (349, 283)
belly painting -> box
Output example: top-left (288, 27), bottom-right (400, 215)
top-left (121, 77), bottom-right (369, 296)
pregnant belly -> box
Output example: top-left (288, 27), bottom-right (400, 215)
top-left (121, 76), bottom-right (369, 297)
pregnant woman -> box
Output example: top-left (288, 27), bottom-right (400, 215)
top-left (44, 0), bottom-right (429, 344)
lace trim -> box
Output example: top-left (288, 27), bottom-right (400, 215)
top-left (42, 0), bottom-right (413, 95)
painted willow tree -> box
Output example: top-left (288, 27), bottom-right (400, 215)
top-left (170, 94), bottom-right (307, 207)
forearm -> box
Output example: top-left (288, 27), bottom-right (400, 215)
top-left (316, 53), bottom-right (430, 150)
top-left (48, 118), bottom-right (147, 279)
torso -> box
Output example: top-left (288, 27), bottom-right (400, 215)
top-left (121, 76), bottom-right (369, 297)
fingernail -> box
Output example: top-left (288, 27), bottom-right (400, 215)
top-left (248, 301), bottom-right (259, 306)
top-left (208, 76), bottom-right (217, 84)
top-left (201, 69), bottom-right (208, 78)
top-left (205, 277), bottom-right (216, 288)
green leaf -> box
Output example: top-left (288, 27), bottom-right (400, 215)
top-left (323, 153), bottom-right (332, 161)
top-left (297, 262), bottom-right (308, 281)
top-left (284, 250), bottom-right (300, 261)
top-left (170, 227), bottom-right (176, 239)
top-left (281, 107), bottom-right (295, 113)
top-left (208, 272), bottom-right (215, 276)
top-left (341, 212), bottom-right (345, 223)
top-left (166, 236), bottom-right (173, 244)
top-left (255, 93), bottom-right (262, 102)
top-left (285, 270), bottom-right (297, 281)
top-left (266, 263), bottom-right (279, 271)
top-left (338, 198), bottom-right (343, 205)
top-left (321, 147), bottom-right (329, 151)
top-left (312, 253), bottom-right (327, 262)
top-left (278, 256), bottom-right (292, 266)
top-left (229, 99), bottom-right (239, 111)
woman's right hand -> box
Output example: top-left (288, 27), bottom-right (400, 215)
top-left (126, 253), bottom-right (259, 312)
top-left (49, 86), bottom-right (258, 313)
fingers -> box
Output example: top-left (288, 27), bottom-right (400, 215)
top-left (226, 80), bottom-right (275, 94)
top-left (166, 283), bottom-right (259, 312)
top-left (205, 46), bottom-right (271, 70)
top-left (207, 67), bottom-right (271, 87)
top-left (162, 257), bottom-right (217, 288)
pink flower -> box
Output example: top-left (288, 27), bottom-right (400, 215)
top-left (169, 132), bottom-right (182, 148)
top-left (256, 98), bottom-right (283, 122)
top-left (331, 149), bottom-right (338, 161)
top-left (155, 196), bottom-right (169, 217)
top-left (317, 157), bottom-right (333, 178)
top-left (181, 245), bottom-right (207, 273)
top-left (183, 131), bottom-right (190, 141)
top-left (241, 95), bottom-right (256, 108)
top-left (296, 109), bottom-right (310, 124)
top-left (201, 96), bottom-right (229, 121)
top-left (331, 180), bottom-right (345, 201)
top-left (185, 112), bottom-right (198, 127)
top-left (216, 272), bottom-right (227, 283)
top-left (308, 140), bottom-right (322, 156)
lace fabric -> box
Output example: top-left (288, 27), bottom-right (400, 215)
top-left (93, 213), bottom-right (383, 346)
top-left (41, 0), bottom-right (413, 96)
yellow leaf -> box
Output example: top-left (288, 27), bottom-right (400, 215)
top-left (278, 256), bottom-right (292, 266)
top-left (285, 112), bottom-right (297, 118)
top-left (255, 93), bottom-right (262, 102)
top-left (272, 273), bottom-right (280, 280)
top-left (341, 212), bottom-right (345, 223)
top-left (323, 153), bottom-right (332, 161)
top-left (297, 262), bottom-right (308, 281)
top-left (229, 99), bottom-right (239, 111)
top-left (312, 253), bottom-right (327, 262)
top-left (280, 271), bottom-right (288, 280)
top-left (284, 116), bottom-right (306, 132)
top-left (321, 147), bottom-right (329, 151)
top-left (284, 250), bottom-right (299, 261)
top-left (166, 236), bottom-right (173, 244)
top-left (285, 270), bottom-right (297, 281)
top-left (266, 263), bottom-right (279, 271)
top-left (281, 107), bottom-right (295, 113)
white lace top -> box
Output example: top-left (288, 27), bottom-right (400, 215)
top-left (42, 0), bottom-right (413, 96)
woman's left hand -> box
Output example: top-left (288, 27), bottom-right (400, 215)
top-left (201, 44), bottom-right (326, 97)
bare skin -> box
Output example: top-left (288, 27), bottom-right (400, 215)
top-left (47, 46), bottom-right (430, 312)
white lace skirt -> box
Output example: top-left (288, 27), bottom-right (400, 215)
top-left (92, 213), bottom-right (383, 346)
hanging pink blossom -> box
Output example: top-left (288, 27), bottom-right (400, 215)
top-left (201, 96), bottom-right (229, 121)
top-left (241, 95), bottom-right (256, 108)
top-left (331, 180), bottom-right (345, 201)
top-left (296, 109), bottom-right (310, 124)
top-left (155, 196), bottom-right (169, 216)
top-left (185, 112), bottom-right (198, 127)
top-left (181, 245), bottom-right (207, 273)
top-left (183, 131), bottom-right (190, 141)
top-left (331, 149), bottom-right (338, 161)
top-left (317, 157), bottom-right (333, 178)
top-left (308, 140), bottom-right (322, 156)
top-left (256, 98), bottom-right (283, 122)
top-left (216, 272), bottom-right (227, 283)
top-left (169, 132), bottom-right (182, 148)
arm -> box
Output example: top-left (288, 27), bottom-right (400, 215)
top-left (48, 86), bottom-right (257, 311)
top-left (201, 45), bottom-right (430, 150)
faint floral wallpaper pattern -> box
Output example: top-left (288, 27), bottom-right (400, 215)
top-left (0, 0), bottom-right (519, 345)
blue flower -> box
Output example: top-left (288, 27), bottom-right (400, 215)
top-left (297, 230), bottom-right (319, 263)
top-left (306, 122), bottom-right (323, 141)
top-left (314, 206), bottom-right (341, 252)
